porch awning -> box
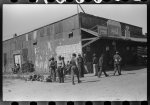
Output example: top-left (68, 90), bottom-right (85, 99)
top-left (130, 37), bottom-right (147, 43)
top-left (81, 28), bottom-right (147, 43)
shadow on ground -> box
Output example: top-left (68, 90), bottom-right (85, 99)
top-left (121, 66), bottom-right (146, 71)
top-left (106, 66), bottom-right (146, 72)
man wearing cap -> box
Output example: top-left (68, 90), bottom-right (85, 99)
top-left (70, 53), bottom-right (81, 85)
top-left (113, 51), bottom-right (122, 75)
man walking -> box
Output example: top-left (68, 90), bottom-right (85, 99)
top-left (77, 54), bottom-right (84, 77)
top-left (113, 51), bottom-right (122, 76)
top-left (98, 53), bottom-right (109, 78)
top-left (70, 53), bottom-right (81, 85)
top-left (92, 53), bottom-right (98, 76)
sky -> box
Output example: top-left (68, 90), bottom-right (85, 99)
top-left (3, 4), bottom-right (147, 41)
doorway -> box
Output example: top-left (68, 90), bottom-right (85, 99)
top-left (14, 54), bottom-right (21, 67)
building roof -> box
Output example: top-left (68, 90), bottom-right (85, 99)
top-left (3, 12), bottom-right (146, 43)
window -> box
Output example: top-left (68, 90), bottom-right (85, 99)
top-left (68, 32), bottom-right (73, 38)
top-left (22, 48), bottom-right (28, 62)
top-left (4, 53), bottom-right (7, 66)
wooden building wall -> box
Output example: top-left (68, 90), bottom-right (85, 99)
top-left (3, 14), bottom-right (81, 73)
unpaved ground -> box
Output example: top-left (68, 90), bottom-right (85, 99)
top-left (3, 68), bottom-right (147, 101)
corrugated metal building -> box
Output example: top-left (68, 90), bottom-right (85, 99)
top-left (3, 13), bottom-right (147, 73)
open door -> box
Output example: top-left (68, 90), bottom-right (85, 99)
top-left (14, 54), bottom-right (21, 67)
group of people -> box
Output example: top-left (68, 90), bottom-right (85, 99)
top-left (48, 51), bottom-right (122, 85)
top-left (92, 51), bottom-right (122, 78)
top-left (48, 53), bottom-right (82, 85)
top-left (12, 63), bottom-right (20, 74)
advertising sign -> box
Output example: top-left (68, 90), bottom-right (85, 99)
top-left (98, 26), bottom-right (107, 36)
top-left (107, 20), bottom-right (122, 37)
top-left (125, 26), bottom-right (130, 38)
top-left (56, 42), bottom-right (82, 63)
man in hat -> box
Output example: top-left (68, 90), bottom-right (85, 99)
top-left (70, 53), bottom-right (81, 85)
top-left (113, 51), bottom-right (122, 76)
top-left (48, 57), bottom-right (56, 82)
top-left (77, 53), bottom-right (84, 77)
top-left (92, 53), bottom-right (98, 76)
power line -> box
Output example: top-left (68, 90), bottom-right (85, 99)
top-left (78, 4), bottom-right (86, 14)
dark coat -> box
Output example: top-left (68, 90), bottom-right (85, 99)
top-left (93, 56), bottom-right (98, 64)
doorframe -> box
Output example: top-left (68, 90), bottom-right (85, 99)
top-left (13, 54), bottom-right (22, 67)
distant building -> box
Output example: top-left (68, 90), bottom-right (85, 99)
top-left (3, 12), bottom-right (147, 73)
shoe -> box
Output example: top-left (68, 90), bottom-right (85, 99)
top-left (78, 80), bottom-right (81, 83)
top-left (72, 83), bottom-right (75, 85)
top-left (106, 75), bottom-right (109, 77)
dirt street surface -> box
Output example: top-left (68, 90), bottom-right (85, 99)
top-left (3, 68), bottom-right (147, 101)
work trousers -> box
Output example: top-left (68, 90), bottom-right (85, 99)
top-left (57, 67), bottom-right (64, 83)
top-left (71, 66), bottom-right (80, 84)
top-left (50, 68), bottom-right (56, 82)
top-left (84, 64), bottom-right (89, 74)
top-left (98, 66), bottom-right (108, 78)
top-left (114, 64), bottom-right (121, 75)
top-left (78, 63), bottom-right (84, 77)
top-left (93, 64), bottom-right (98, 76)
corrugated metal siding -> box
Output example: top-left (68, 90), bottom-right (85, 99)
top-left (3, 14), bottom-right (81, 73)
top-left (33, 15), bottom-right (80, 73)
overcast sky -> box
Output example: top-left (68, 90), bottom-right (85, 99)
top-left (3, 4), bottom-right (147, 41)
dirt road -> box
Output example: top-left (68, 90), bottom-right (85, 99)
top-left (3, 68), bottom-right (147, 101)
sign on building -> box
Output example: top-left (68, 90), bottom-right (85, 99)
top-left (55, 42), bottom-right (82, 63)
top-left (98, 26), bottom-right (107, 36)
top-left (125, 26), bottom-right (130, 38)
top-left (107, 20), bottom-right (122, 37)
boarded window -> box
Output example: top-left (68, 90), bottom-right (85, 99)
top-left (46, 26), bottom-right (51, 36)
top-left (28, 32), bottom-right (33, 40)
top-left (55, 22), bottom-right (63, 34)
top-left (4, 53), bottom-right (7, 66)
top-left (22, 48), bottom-right (28, 62)
top-left (39, 28), bottom-right (44, 37)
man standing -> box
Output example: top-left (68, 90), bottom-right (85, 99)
top-left (98, 53), bottom-right (109, 78)
top-left (61, 57), bottom-right (66, 77)
top-left (113, 51), bottom-right (122, 76)
top-left (57, 56), bottom-right (64, 83)
top-left (83, 53), bottom-right (89, 74)
top-left (77, 54), bottom-right (84, 77)
top-left (70, 53), bottom-right (81, 85)
top-left (49, 57), bottom-right (56, 82)
top-left (92, 53), bottom-right (98, 76)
